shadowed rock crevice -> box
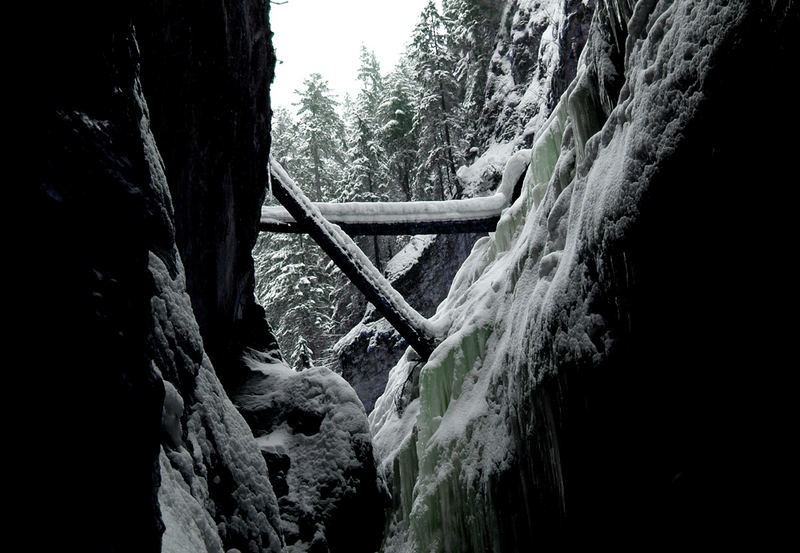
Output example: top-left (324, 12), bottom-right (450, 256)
top-left (135, 0), bottom-right (278, 387)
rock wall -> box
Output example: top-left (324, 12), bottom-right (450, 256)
top-left (29, 2), bottom-right (287, 552)
top-left (479, 0), bottom-right (595, 147)
top-left (30, 6), bottom-right (168, 551)
top-left (135, 0), bottom-right (280, 384)
top-left (335, 0), bottom-right (596, 414)
top-left (371, 0), bottom-right (797, 550)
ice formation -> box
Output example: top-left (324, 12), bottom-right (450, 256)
top-left (333, 232), bottom-right (481, 413)
top-left (370, 0), bottom-right (792, 550)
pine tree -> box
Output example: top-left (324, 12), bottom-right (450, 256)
top-left (254, 231), bottom-right (335, 363)
top-left (409, 0), bottom-right (465, 200)
top-left (442, 0), bottom-right (503, 132)
top-left (292, 335), bottom-right (314, 371)
top-left (269, 107), bottom-right (310, 188)
top-left (342, 45), bottom-right (392, 271)
top-left (343, 46), bottom-right (387, 203)
top-left (294, 73), bottom-right (346, 200)
top-left (379, 57), bottom-right (418, 202)
top-left (254, 107), bottom-right (337, 364)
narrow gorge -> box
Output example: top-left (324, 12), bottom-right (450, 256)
top-left (27, 1), bottom-right (795, 552)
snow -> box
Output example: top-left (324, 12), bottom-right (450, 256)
top-left (369, 1), bottom-right (750, 551)
top-left (149, 251), bottom-right (283, 553)
top-left (159, 449), bottom-right (225, 553)
top-left (161, 378), bottom-right (185, 447)
top-left (455, 141), bottom-right (517, 197)
top-left (261, 149), bottom-right (526, 229)
top-left (383, 235), bottom-right (437, 282)
top-left (481, 0), bottom-right (578, 145)
top-left (261, 187), bottom-right (511, 226)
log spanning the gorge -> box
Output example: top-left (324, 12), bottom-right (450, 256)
top-left (260, 217), bottom-right (501, 235)
top-left (260, 168), bottom-right (525, 236)
top-left (267, 158), bottom-right (440, 360)
top-left (262, 153), bottom-right (529, 360)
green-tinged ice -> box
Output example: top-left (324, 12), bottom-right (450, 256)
top-left (398, 85), bottom-right (577, 553)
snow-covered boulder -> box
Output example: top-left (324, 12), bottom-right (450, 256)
top-left (233, 360), bottom-right (389, 553)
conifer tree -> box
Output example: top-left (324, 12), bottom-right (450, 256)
top-left (254, 3), bottom-right (506, 374)
top-left (294, 73), bottom-right (346, 200)
top-left (292, 335), bottom-right (314, 371)
top-left (253, 231), bottom-right (334, 364)
top-left (379, 58), bottom-right (418, 201)
top-left (343, 45), bottom-right (392, 270)
top-left (343, 46), bottom-right (387, 203)
top-left (254, 106), bottom-right (336, 365)
top-left (409, 0), bottom-right (465, 200)
top-left (270, 107), bottom-right (309, 186)
top-left (442, 0), bottom-right (503, 136)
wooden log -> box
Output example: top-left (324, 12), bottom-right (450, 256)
top-left (268, 159), bottom-right (439, 360)
top-left (259, 217), bottom-right (499, 235)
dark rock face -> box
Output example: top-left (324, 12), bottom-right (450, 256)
top-left (31, 6), bottom-right (169, 552)
top-left (29, 2), bottom-right (285, 552)
top-left (135, 0), bottom-right (279, 384)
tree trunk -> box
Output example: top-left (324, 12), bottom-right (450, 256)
top-left (373, 234), bottom-right (382, 272)
top-left (439, 86), bottom-right (463, 199)
top-left (401, 165), bottom-right (412, 201)
top-left (312, 144), bottom-right (322, 200)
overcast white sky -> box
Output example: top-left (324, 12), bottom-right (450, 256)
top-left (269, 0), bottom-right (438, 111)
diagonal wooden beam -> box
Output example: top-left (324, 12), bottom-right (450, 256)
top-left (267, 158), bottom-right (439, 360)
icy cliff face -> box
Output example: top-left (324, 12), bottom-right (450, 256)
top-left (372, 1), bottom-right (796, 550)
top-left (335, 0), bottom-right (595, 412)
top-left (480, 0), bottom-right (595, 148)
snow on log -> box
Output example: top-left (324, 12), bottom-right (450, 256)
top-left (260, 150), bottom-right (530, 235)
top-left (267, 158), bottom-right (439, 360)
top-left (259, 217), bottom-right (501, 235)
